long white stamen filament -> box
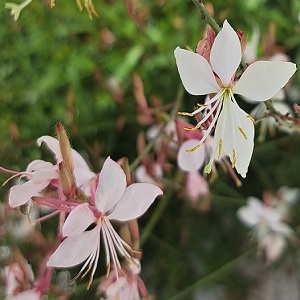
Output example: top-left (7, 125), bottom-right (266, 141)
top-left (189, 97), bottom-right (221, 130)
top-left (105, 219), bottom-right (133, 260)
top-left (191, 89), bottom-right (226, 116)
top-left (197, 96), bottom-right (223, 146)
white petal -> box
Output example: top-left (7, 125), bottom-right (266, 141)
top-left (47, 226), bottom-right (100, 268)
top-left (210, 20), bottom-right (241, 86)
top-left (62, 204), bottom-right (96, 237)
top-left (37, 136), bottom-right (62, 163)
top-left (214, 99), bottom-right (254, 178)
top-left (174, 47), bottom-right (219, 95)
top-left (234, 61), bottom-right (296, 101)
top-left (177, 139), bottom-right (205, 172)
top-left (108, 183), bottom-right (163, 222)
top-left (237, 197), bottom-right (263, 227)
top-left (72, 149), bottom-right (95, 189)
top-left (9, 180), bottom-right (49, 208)
top-left (95, 157), bottom-right (127, 214)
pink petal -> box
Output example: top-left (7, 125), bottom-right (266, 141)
top-left (234, 61), bottom-right (296, 101)
top-left (95, 157), bottom-right (127, 214)
top-left (108, 183), bottom-right (163, 222)
top-left (37, 136), bottom-right (62, 163)
top-left (186, 172), bottom-right (209, 201)
top-left (47, 226), bottom-right (100, 268)
top-left (13, 289), bottom-right (40, 300)
top-left (62, 204), bottom-right (96, 237)
top-left (174, 47), bottom-right (220, 95)
top-left (177, 139), bottom-right (205, 172)
top-left (210, 20), bottom-right (241, 86)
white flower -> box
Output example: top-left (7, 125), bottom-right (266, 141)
top-left (237, 197), bottom-right (294, 263)
top-left (174, 20), bottom-right (296, 177)
top-left (47, 157), bottom-right (162, 288)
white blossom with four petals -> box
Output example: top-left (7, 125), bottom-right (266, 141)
top-left (174, 20), bottom-right (296, 177)
top-left (47, 157), bottom-right (162, 288)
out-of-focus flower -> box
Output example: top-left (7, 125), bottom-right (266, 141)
top-left (47, 157), bottom-right (163, 289)
top-left (175, 20), bottom-right (296, 177)
top-left (5, 0), bottom-right (32, 21)
top-left (237, 196), bottom-right (295, 263)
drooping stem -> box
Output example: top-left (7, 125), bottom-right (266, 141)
top-left (191, 0), bottom-right (220, 34)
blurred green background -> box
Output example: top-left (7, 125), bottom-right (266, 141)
top-left (1, 0), bottom-right (300, 299)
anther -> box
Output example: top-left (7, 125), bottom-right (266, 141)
top-left (238, 127), bottom-right (248, 140)
top-left (218, 139), bottom-right (223, 158)
top-left (247, 115), bottom-right (255, 123)
top-left (178, 112), bottom-right (194, 117)
top-left (184, 124), bottom-right (201, 131)
top-left (186, 144), bottom-right (201, 153)
top-left (232, 149), bottom-right (236, 168)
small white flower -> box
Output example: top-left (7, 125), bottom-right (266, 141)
top-left (174, 20), bottom-right (296, 177)
top-left (237, 197), bottom-right (294, 263)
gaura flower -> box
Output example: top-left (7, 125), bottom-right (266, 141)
top-left (47, 157), bottom-right (162, 289)
top-left (237, 197), bottom-right (294, 263)
top-left (174, 20), bottom-right (296, 177)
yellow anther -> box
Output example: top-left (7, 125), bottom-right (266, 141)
top-left (186, 144), bottom-right (201, 153)
top-left (238, 127), bottom-right (248, 140)
top-left (218, 139), bottom-right (223, 158)
top-left (247, 115), bottom-right (255, 123)
top-left (184, 124), bottom-right (201, 131)
top-left (232, 149), bottom-right (236, 168)
top-left (178, 111), bottom-right (194, 117)
top-left (197, 103), bottom-right (207, 108)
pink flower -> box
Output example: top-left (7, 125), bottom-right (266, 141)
top-left (47, 157), bottom-right (163, 288)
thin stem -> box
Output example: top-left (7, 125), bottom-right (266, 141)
top-left (169, 248), bottom-right (255, 300)
top-left (191, 0), bottom-right (220, 33)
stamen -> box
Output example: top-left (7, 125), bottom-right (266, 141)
top-left (184, 124), bottom-right (201, 131)
top-left (197, 103), bottom-right (207, 108)
top-left (232, 149), bottom-right (236, 168)
top-left (178, 112), bottom-right (194, 117)
top-left (186, 144), bottom-right (200, 153)
top-left (238, 127), bottom-right (248, 140)
top-left (247, 115), bottom-right (255, 123)
top-left (218, 139), bottom-right (223, 159)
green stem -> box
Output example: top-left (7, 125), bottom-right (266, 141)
top-left (191, 0), bottom-right (220, 33)
top-left (169, 248), bottom-right (255, 300)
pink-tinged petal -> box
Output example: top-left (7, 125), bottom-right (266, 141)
top-left (210, 20), bottom-right (241, 86)
top-left (95, 157), bottom-right (127, 214)
top-left (26, 160), bottom-right (51, 173)
top-left (177, 139), bottom-right (205, 172)
top-left (47, 226), bottom-right (100, 268)
top-left (186, 172), bottom-right (209, 202)
top-left (108, 183), bottom-right (163, 222)
top-left (174, 47), bottom-right (220, 95)
top-left (62, 204), bottom-right (96, 237)
top-left (234, 61), bottom-right (296, 101)
top-left (37, 136), bottom-right (62, 163)
top-left (12, 289), bottom-right (40, 300)
top-left (30, 164), bottom-right (58, 184)
top-left (9, 180), bottom-right (49, 208)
